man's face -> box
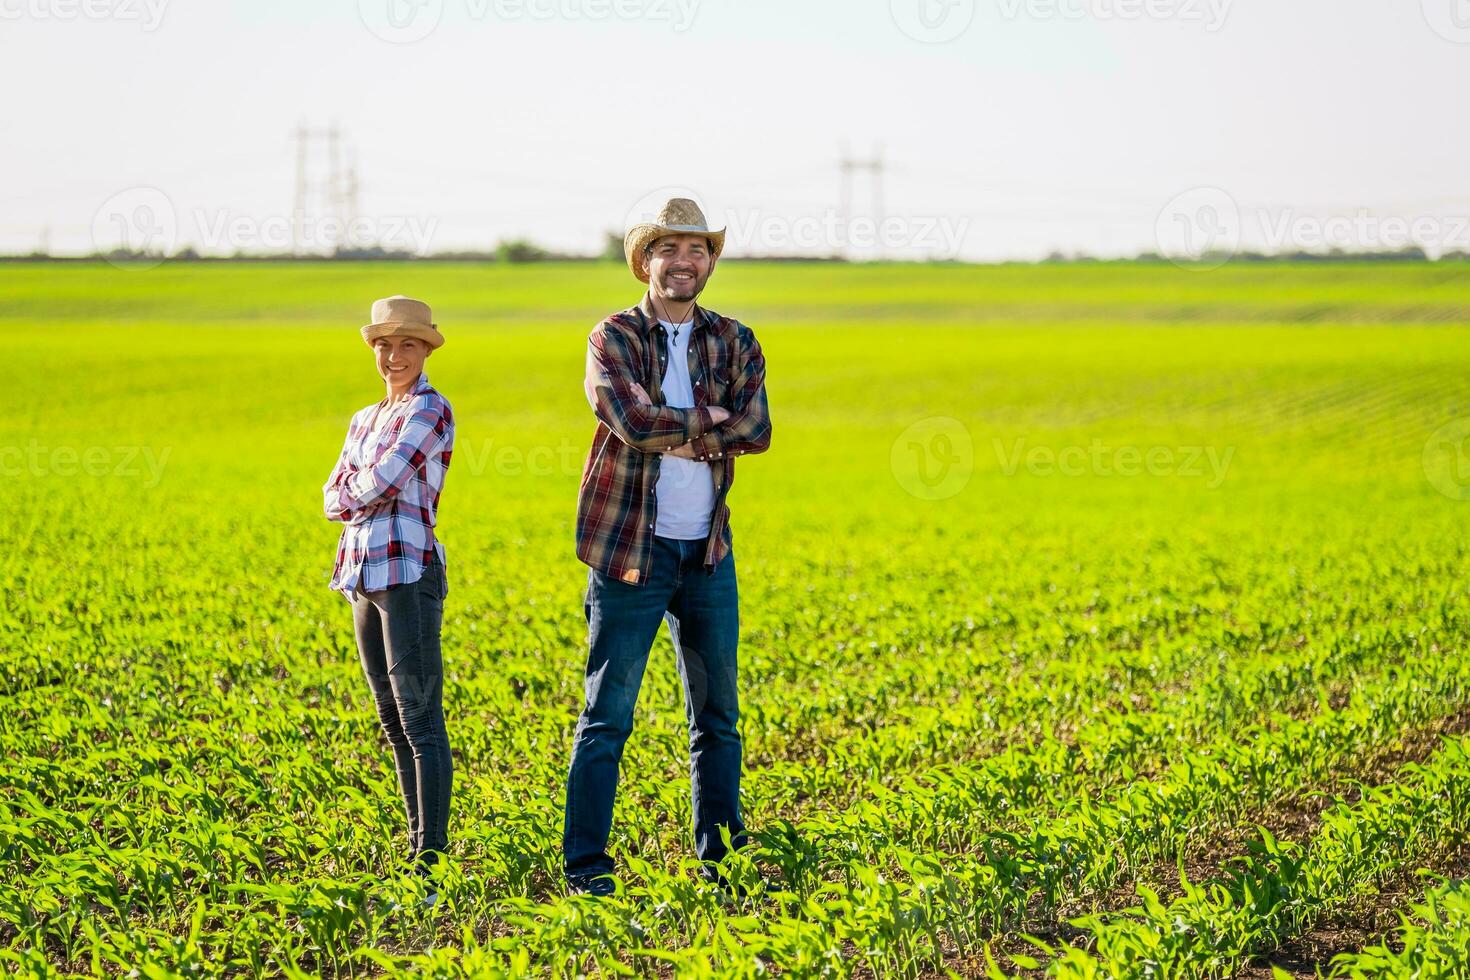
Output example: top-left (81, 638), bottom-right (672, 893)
top-left (643, 234), bottom-right (715, 303)
top-left (374, 335), bottom-right (430, 387)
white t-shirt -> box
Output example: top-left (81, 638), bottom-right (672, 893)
top-left (654, 318), bottom-right (716, 540)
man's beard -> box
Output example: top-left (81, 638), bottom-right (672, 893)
top-left (656, 270), bottom-right (706, 302)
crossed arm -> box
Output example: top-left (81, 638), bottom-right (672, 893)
top-left (584, 325), bottom-right (725, 452)
top-left (584, 322), bottom-right (770, 459)
top-left (680, 324), bottom-right (771, 460)
top-left (323, 395), bottom-right (450, 523)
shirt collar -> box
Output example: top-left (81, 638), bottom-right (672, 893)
top-left (636, 292), bottom-right (709, 335)
top-left (377, 371), bottom-right (430, 409)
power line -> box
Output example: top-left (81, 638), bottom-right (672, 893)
top-left (291, 121), bottom-right (360, 255)
top-left (839, 142), bottom-right (886, 261)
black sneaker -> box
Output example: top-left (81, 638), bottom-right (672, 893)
top-left (567, 874), bottom-right (617, 898)
top-left (411, 855), bottom-right (440, 908)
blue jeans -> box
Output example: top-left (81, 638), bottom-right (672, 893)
top-left (563, 536), bottom-right (746, 882)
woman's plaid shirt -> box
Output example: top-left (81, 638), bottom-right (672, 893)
top-left (577, 294), bottom-right (772, 585)
top-left (323, 372), bottom-right (454, 596)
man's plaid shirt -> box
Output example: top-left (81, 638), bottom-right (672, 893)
top-left (577, 293), bottom-right (772, 585)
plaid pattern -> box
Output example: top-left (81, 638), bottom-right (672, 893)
top-left (577, 293), bottom-right (772, 585)
top-left (324, 372), bottom-right (454, 596)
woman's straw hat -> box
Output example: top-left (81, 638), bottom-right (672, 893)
top-left (624, 198), bottom-right (726, 283)
top-left (361, 295), bottom-right (445, 349)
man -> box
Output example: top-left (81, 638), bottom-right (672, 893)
top-left (564, 197), bottom-right (773, 896)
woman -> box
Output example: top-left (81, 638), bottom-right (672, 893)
top-left (323, 295), bottom-right (455, 896)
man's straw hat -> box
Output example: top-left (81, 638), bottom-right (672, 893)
top-left (624, 197), bottom-right (726, 283)
top-left (361, 295), bottom-right (445, 349)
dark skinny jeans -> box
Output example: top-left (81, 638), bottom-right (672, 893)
top-left (349, 553), bottom-right (452, 866)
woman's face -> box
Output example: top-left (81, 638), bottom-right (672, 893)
top-left (374, 335), bottom-right (430, 387)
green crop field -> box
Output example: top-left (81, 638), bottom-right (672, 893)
top-left (6, 259), bottom-right (1470, 978)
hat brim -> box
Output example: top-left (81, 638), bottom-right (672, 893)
top-left (361, 321), bottom-right (445, 349)
top-left (624, 224), bottom-right (726, 284)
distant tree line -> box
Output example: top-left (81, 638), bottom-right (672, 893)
top-left (5, 239), bottom-right (1468, 264)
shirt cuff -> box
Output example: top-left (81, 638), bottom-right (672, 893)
top-left (345, 468), bottom-right (376, 504)
top-left (689, 429), bottom-right (724, 462)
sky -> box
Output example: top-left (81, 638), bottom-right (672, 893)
top-left (3, 0), bottom-right (1468, 261)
